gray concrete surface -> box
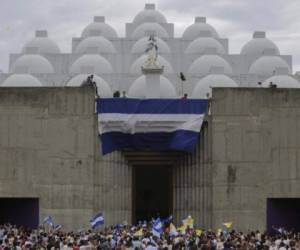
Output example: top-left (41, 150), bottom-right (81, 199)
top-left (211, 88), bottom-right (300, 231)
top-left (1, 87), bottom-right (299, 231)
top-left (0, 87), bottom-right (96, 230)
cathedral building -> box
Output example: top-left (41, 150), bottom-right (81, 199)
top-left (0, 4), bottom-right (300, 232)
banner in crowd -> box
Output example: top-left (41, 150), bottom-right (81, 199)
top-left (97, 98), bottom-right (208, 155)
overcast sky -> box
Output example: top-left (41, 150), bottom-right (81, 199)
top-left (1, 0), bottom-right (300, 73)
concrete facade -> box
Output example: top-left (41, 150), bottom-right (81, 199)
top-left (0, 87), bottom-right (96, 230)
top-left (211, 88), bottom-right (300, 231)
top-left (0, 87), bottom-right (211, 229)
top-left (1, 87), bottom-right (300, 231)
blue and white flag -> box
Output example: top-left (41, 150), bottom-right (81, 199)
top-left (43, 216), bottom-right (54, 226)
top-left (162, 215), bottom-right (173, 224)
top-left (53, 224), bottom-right (62, 231)
top-left (152, 218), bottom-right (163, 237)
top-left (97, 98), bottom-right (208, 154)
top-left (90, 212), bottom-right (104, 229)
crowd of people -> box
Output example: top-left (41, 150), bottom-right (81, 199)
top-left (0, 222), bottom-right (299, 250)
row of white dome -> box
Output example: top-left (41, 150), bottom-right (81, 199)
top-left (22, 28), bottom-right (280, 58)
top-left (9, 52), bottom-right (291, 77)
top-left (2, 73), bottom-right (299, 98)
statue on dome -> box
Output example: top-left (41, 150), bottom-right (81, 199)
top-left (144, 35), bottom-right (159, 67)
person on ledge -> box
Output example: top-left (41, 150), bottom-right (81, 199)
top-left (82, 75), bottom-right (99, 98)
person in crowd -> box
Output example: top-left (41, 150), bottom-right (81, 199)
top-left (0, 223), bottom-right (298, 250)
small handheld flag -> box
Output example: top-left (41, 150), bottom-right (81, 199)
top-left (182, 215), bottom-right (194, 229)
top-left (162, 215), bottom-right (173, 224)
top-left (134, 228), bottom-right (143, 237)
top-left (169, 223), bottom-right (178, 236)
top-left (43, 216), bottom-right (54, 226)
top-left (223, 222), bottom-right (233, 229)
top-left (54, 224), bottom-right (62, 231)
top-left (90, 212), bottom-right (104, 229)
top-left (177, 224), bottom-right (186, 234)
top-left (196, 229), bottom-right (202, 236)
top-left (152, 218), bottom-right (163, 237)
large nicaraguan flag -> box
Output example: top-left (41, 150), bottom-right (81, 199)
top-left (97, 98), bottom-right (208, 155)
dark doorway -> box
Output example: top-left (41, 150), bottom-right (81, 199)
top-left (133, 165), bottom-right (172, 223)
top-left (0, 198), bottom-right (39, 228)
top-left (267, 198), bottom-right (300, 233)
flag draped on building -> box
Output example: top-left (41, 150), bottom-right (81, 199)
top-left (97, 98), bottom-right (208, 154)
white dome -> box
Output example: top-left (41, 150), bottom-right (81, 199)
top-left (67, 74), bottom-right (112, 97)
top-left (11, 55), bottom-right (54, 74)
top-left (191, 74), bottom-right (238, 99)
top-left (182, 18), bottom-right (219, 40)
top-left (22, 37), bottom-right (60, 54)
top-left (81, 17), bottom-right (118, 39)
top-left (130, 55), bottom-right (173, 74)
top-left (2, 74), bottom-right (43, 87)
top-left (70, 55), bottom-right (113, 75)
top-left (262, 75), bottom-right (300, 88)
top-left (185, 37), bottom-right (225, 54)
top-left (133, 4), bottom-right (167, 24)
top-left (249, 56), bottom-right (291, 75)
top-left (131, 37), bottom-right (170, 54)
top-left (241, 38), bottom-right (279, 55)
top-left (188, 55), bottom-right (233, 75)
top-left (128, 75), bottom-right (177, 98)
top-left (131, 23), bottom-right (169, 39)
top-left (75, 36), bottom-right (116, 54)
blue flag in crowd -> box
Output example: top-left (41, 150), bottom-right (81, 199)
top-left (97, 98), bottom-right (208, 154)
top-left (162, 215), bottom-right (173, 224)
top-left (152, 218), bottom-right (163, 237)
top-left (43, 216), bottom-right (54, 226)
top-left (54, 224), bottom-right (62, 231)
top-left (90, 212), bottom-right (104, 229)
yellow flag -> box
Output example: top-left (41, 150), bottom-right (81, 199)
top-left (183, 215), bottom-right (194, 228)
top-left (196, 229), bottom-right (202, 236)
top-left (177, 224), bottom-right (186, 233)
top-left (223, 222), bottom-right (233, 229)
top-left (134, 228), bottom-right (143, 236)
top-left (169, 223), bottom-right (178, 236)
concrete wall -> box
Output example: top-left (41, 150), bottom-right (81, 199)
top-left (4, 86), bottom-right (299, 231)
top-left (211, 88), bottom-right (300, 231)
top-left (95, 149), bottom-right (132, 226)
top-left (0, 87), bottom-right (98, 230)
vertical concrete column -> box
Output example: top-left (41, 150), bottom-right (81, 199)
top-left (95, 150), bottom-right (132, 226)
top-left (172, 121), bottom-right (212, 229)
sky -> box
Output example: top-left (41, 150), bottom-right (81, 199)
top-left (1, 0), bottom-right (300, 73)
